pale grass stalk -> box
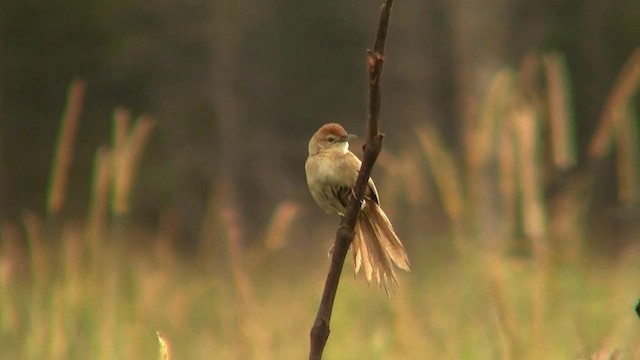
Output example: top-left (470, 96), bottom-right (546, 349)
top-left (469, 69), bottom-right (514, 168)
top-left (62, 225), bottom-right (83, 303)
top-left (391, 286), bottom-right (432, 358)
top-left (588, 48), bottom-right (640, 159)
top-left (372, 150), bottom-right (402, 201)
top-left (47, 80), bottom-right (85, 216)
top-left (463, 68), bottom-right (515, 246)
top-left (157, 332), bottom-right (172, 360)
top-left (613, 106), bottom-right (640, 203)
top-left (98, 255), bottom-right (119, 360)
top-left (220, 205), bottom-right (274, 359)
top-left (416, 127), bottom-right (466, 251)
top-left (513, 105), bottom-right (549, 359)
top-left (0, 220), bottom-right (23, 277)
top-left (513, 106), bottom-right (548, 246)
top-left (48, 283), bottom-right (68, 360)
top-left (113, 114), bottom-right (155, 216)
top-left (221, 207), bottom-right (254, 309)
top-left (529, 260), bottom-right (548, 360)
top-left (23, 211), bottom-right (48, 283)
top-left (87, 148), bottom-right (112, 248)
top-left (375, 149), bottom-right (402, 214)
top-left (113, 107), bottom-right (131, 160)
top-left (400, 150), bottom-right (426, 207)
top-left (24, 212), bottom-right (49, 359)
top-left (0, 221), bottom-right (21, 334)
top-left (121, 115), bottom-right (155, 200)
top-left (263, 201), bottom-right (299, 250)
top-left (111, 109), bottom-right (132, 216)
top-left (485, 254), bottom-right (521, 360)
top-left (498, 118), bottom-right (517, 238)
top-left (26, 281), bottom-right (47, 359)
top-left (543, 53), bottom-right (576, 169)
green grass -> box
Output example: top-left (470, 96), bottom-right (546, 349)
top-left (1, 227), bottom-right (638, 359)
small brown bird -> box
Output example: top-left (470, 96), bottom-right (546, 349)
top-left (305, 123), bottom-right (410, 294)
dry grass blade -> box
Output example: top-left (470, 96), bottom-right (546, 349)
top-left (543, 53), bottom-right (576, 169)
top-left (113, 108), bottom-right (131, 158)
top-left (0, 221), bottom-right (22, 335)
top-left (124, 115), bottom-right (155, 178)
top-left (470, 69), bottom-right (515, 167)
top-left (0, 221), bottom-right (22, 276)
top-left (498, 117), bottom-right (517, 237)
top-left (417, 127), bottom-right (466, 246)
top-left (264, 201), bottom-right (299, 250)
top-left (613, 106), bottom-right (640, 203)
top-left (22, 211), bottom-right (47, 282)
top-left (87, 147), bottom-right (112, 243)
top-left (513, 105), bottom-right (550, 357)
top-left (513, 105), bottom-right (548, 243)
top-left (400, 150), bottom-right (426, 206)
top-left (588, 48), bottom-right (640, 159)
top-left (112, 114), bottom-right (155, 216)
top-left (48, 283), bottom-right (68, 360)
top-left (111, 108), bottom-right (130, 216)
top-left (47, 80), bottom-right (85, 216)
top-left (157, 332), bottom-right (171, 360)
top-left (485, 255), bottom-right (521, 359)
top-left (221, 208), bottom-right (254, 308)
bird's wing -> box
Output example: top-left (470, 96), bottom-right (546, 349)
top-left (344, 150), bottom-right (380, 205)
top-left (366, 178), bottom-right (380, 206)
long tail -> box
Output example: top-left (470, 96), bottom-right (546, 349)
top-left (352, 203), bottom-right (410, 295)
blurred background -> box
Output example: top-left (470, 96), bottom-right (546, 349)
top-left (1, 0), bottom-right (639, 359)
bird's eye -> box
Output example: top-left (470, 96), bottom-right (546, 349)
top-left (327, 136), bottom-right (336, 143)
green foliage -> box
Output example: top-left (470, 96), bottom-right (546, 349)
top-left (0, 231), bottom-right (638, 359)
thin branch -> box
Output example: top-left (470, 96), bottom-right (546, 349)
top-left (308, 1), bottom-right (395, 359)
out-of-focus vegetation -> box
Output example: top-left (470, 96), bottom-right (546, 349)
top-left (1, 218), bottom-right (638, 359)
top-left (1, 0), bottom-right (640, 241)
top-left (1, 1), bottom-right (640, 359)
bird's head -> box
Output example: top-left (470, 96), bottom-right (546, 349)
top-left (308, 123), bottom-right (357, 156)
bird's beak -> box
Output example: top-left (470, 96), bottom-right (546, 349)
top-left (341, 134), bottom-right (357, 142)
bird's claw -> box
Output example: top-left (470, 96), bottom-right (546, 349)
top-left (349, 189), bottom-right (365, 210)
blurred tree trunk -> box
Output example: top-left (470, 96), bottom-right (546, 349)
top-left (207, 0), bottom-right (245, 241)
top-left (389, 1), bottom-right (454, 136)
top-left (449, 0), bottom-right (507, 244)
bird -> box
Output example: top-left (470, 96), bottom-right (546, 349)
top-left (305, 123), bottom-right (410, 295)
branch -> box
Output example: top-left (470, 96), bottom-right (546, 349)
top-left (308, 1), bottom-right (395, 359)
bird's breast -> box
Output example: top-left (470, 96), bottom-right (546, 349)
top-left (305, 153), bottom-right (353, 188)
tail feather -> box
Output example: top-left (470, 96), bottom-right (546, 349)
top-left (367, 203), bottom-right (410, 271)
top-left (354, 220), bottom-right (374, 281)
top-left (352, 203), bottom-right (410, 295)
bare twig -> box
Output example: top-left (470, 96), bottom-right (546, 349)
top-left (308, 1), bottom-right (395, 359)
